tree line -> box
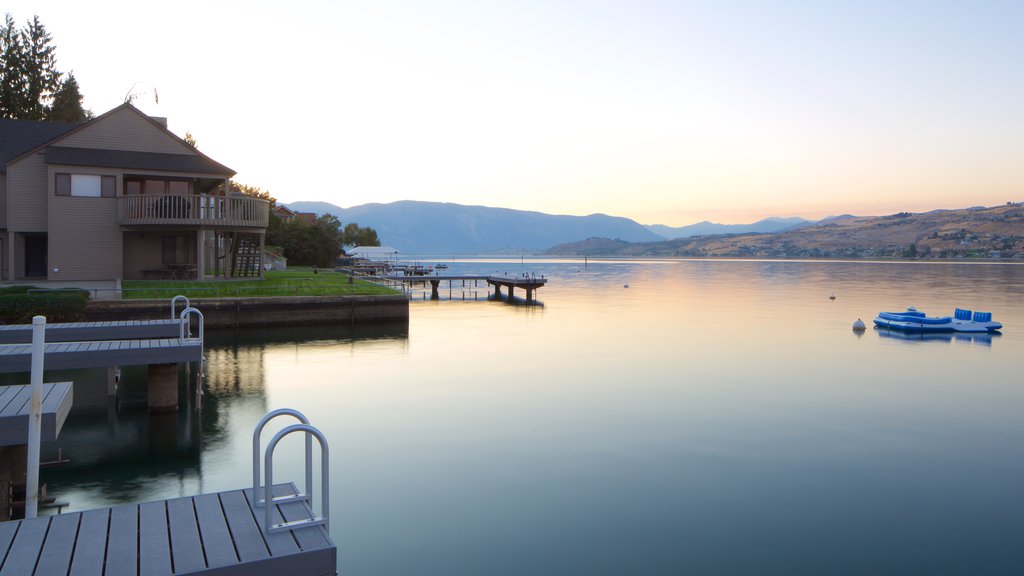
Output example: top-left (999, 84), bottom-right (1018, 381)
top-left (1, 13), bottom-right (90, 122)
top-left (231, 182), bottom-right (381, 267)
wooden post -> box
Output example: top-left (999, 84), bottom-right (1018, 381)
top-left (25, 316), bottom-right (45, 519)
top-left (430, 280), bottom-right (440, 299)
top-left (148, 363), bottom-right (179, 412)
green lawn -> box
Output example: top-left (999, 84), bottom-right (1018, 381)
top-left (122, 268), bottom-right (401, 299)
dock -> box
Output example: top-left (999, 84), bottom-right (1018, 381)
top-left (0, 482), bottom-right (335, 575)
top-left (385, 274), bottom-right (548, 302)
top-left (0, 383), bottom-right (72, 446)
top-left (0, 339), bottom-right (202, 373)
top-left (0, 319), bottom-right (184, 345)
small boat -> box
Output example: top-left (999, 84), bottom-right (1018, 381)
top-left (435, 263), bottom-right (448, 270)
top-left (873, 306), bottom-right (1002, 333)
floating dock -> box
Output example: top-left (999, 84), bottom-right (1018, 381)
top-left (0, 383), bottom-right (72, 446)
top-left (0, 339), bottom-right (202, 373)
top-left (0, 320), bottom-right (184, 345)
top-left (0, 482), bottom-right (335, 575)
top-left (385, 274), bottom-right (548, 302)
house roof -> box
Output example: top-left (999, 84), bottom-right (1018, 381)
top-left (3, 102), bottom-right (234, 176)
top-left (273, 205), bottom-right (297, 217)
top-left (46, 146), bottom-right (235, 176)
top-left (0, 118), bottom-right (77, 172)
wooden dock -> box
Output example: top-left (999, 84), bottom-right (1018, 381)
top-left (0, 320), bottom-right (184, 345)
top-left (385, 274), bottom-right (548, 301)
top-left (0, 339), bottom-right (202, 374)
top-left (0, 482), bottom-right (335, 575)
top-left (0, 383), bottom-right (72, 447)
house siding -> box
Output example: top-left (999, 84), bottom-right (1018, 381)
top-left (56, 108), bottom-right (195, 155)
top-left (6, 153), bottom-right (49, 232)
top-left (47, 165), bottom-right (122, 281)
top-left (0, 172), bottom-right (6, 229)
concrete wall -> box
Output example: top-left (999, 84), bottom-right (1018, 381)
top-left (85, 295), bottom-right (410, 327)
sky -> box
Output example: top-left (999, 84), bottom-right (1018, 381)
top-left (6, 0), bottom-right (1023, 226)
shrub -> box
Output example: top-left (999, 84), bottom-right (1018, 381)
top-left (0, 289), bottom-right (90, 324)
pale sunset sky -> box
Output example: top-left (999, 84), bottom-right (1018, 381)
top-left (7, 0), bottom-right (1023, 226)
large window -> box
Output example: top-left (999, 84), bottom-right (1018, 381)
top-left (55, 173), bottom-right (115, 197)
top-left (125, 177), bottom-right (191, 195)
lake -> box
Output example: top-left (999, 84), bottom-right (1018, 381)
top-left (39, 259), bottom-right (1024, 575)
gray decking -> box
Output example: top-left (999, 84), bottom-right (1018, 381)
top-left (0, 320), bottom-right (184, 345)
top-left (0, 339), bottom-right (202, 374)
top-left (0, 483), bottom-right (336, 575)
top-left (0, 383), bottom-right (73, 446)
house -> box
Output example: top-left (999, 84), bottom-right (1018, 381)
top-left (271, 204), bottom-right (317, 224)
top-left (0, 103), bottom-right (270, 283)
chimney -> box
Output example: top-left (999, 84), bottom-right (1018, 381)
top-left (149, 116), bottom-right (168, 128)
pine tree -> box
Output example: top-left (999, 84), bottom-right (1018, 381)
top-left (20, 15), bottom-right (59, 120)
top-left (47, 71), bottom-right (91, 122)
top-left (0, 13), bottom-right (26, 118)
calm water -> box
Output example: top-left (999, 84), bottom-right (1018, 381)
top-left (36, 259), bottom-right (1024, 575)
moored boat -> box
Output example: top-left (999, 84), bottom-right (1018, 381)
top-left (873, 307), bottom-right (1002, 333)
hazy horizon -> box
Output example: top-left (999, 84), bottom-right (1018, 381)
top-left (8, 1), bottom-right (1022, 226)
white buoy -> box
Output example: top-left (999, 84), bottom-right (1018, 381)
top-left (852, 318), bottom-right (866, 331)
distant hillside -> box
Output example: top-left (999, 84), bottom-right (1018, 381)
top-left (646, 216), bottom-right (810, 239)
top-left (548, 204), bottom-right (1024, 259)
top-left (285, 200), bottom-right (664, 253)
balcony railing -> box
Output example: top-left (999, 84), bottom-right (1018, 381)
top-left (118, 194), bottom-right (270, 228)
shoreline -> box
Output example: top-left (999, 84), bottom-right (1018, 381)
top-left (85, 294), bottom-right (409, 328)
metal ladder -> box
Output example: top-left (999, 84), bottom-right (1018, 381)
top-left (252, 409), bottom-right (330, 533)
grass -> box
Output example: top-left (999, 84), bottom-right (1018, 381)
top-left (121, 268), bottom-right (401, 299)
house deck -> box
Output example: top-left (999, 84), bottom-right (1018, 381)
top-left (0, 339), bottom-right (202, 374)
top-left (0, 483), bottom-right (336, 575)
top-left (0, 383), bottom-right (73, 447)
top-left (0, 320), bottom-right (184, 345)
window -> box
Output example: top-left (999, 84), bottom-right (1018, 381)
top-left (55, 173), bottom-right (115, 197)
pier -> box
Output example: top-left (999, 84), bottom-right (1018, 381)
top-left (384, 274), bottom-right (548, 302)
top-left (0, 319), bottom-right (184, 345)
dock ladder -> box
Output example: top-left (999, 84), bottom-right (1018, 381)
top-left (252, 408), bottom-right (330, 534)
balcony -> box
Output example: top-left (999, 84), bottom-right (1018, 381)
top-left (118, 194), bottom-right (270, 228)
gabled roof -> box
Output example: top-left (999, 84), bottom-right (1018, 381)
top-left (2, 102), bottom-right (233, 175)
top-left (46, 146), bottom-right (234, 176)
top-left (273, 205), bottom-right (297, 217)
top-left (0, 118), bottom-right (77, 172)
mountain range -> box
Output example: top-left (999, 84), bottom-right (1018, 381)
top-left (285, 200), bottom-right (809, 253)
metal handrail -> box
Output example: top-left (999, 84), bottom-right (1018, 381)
top-left (171, 295), bottom-right (190, 320)
top-left (252, 408), bottom-right (313, 508)
top-left (178, 306), bottom-right (204, 343)
top-left (263, 423), bottom-right (330, 534)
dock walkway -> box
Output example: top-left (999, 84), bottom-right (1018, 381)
top-left (0, 339), bottom-right (202, 374)
top-left (385, 274), bottom-right (548, 301)
top-left (0, 482), bottom-right (335, 575)
top-left (0, 383), bottom-right (72, 446)
top-left (0, 320), bottom-right (183, 345)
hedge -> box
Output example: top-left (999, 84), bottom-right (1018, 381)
top-left (0, 288), bottom-right (90, 324)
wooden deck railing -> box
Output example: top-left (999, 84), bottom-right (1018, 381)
top-left (118, 195), bottom-right (270, 227)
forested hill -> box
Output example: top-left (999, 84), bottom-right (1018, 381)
top-left (285, 200), bottom-right (663, 253)
top-left (545, 204), bottom-right (1024, 259)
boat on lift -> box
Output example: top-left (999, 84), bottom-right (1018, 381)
top-left (873, 307), bottom-right (1002, 333)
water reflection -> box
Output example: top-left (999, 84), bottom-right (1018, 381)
top-left (875, 327), bottom-right (1000, 346)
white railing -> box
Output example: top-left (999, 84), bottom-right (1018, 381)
top-left (117, 194), bottom-right (270, 227)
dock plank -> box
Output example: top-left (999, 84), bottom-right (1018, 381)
top-left (219, 490), bottom-right (271, 563)
top-left (140, 501), bottom-right (172, 576)
top-left (168, 496), bottom-right (206, 573)
top-left (35, 513), bottom-right (80, 575)
top-left (106, 504), bottom-right (138, 576)
top-left (194, 493), bottom-right (239, 569)
top-left (0, 383), bottom-right (74, 446)
top-left (0, 516), bottom-right (47, 575)
top-left (69, 508), bottom-right (109, 576)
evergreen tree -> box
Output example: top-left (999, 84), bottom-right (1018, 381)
top-left (19, 15), bottom-right (59, 120)
top-left (0, 14), bottom-right (25, 118)
top-left (0, 13), bottom-right (72, 120)
top-left (47, 71), bottom-right (91, 122)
